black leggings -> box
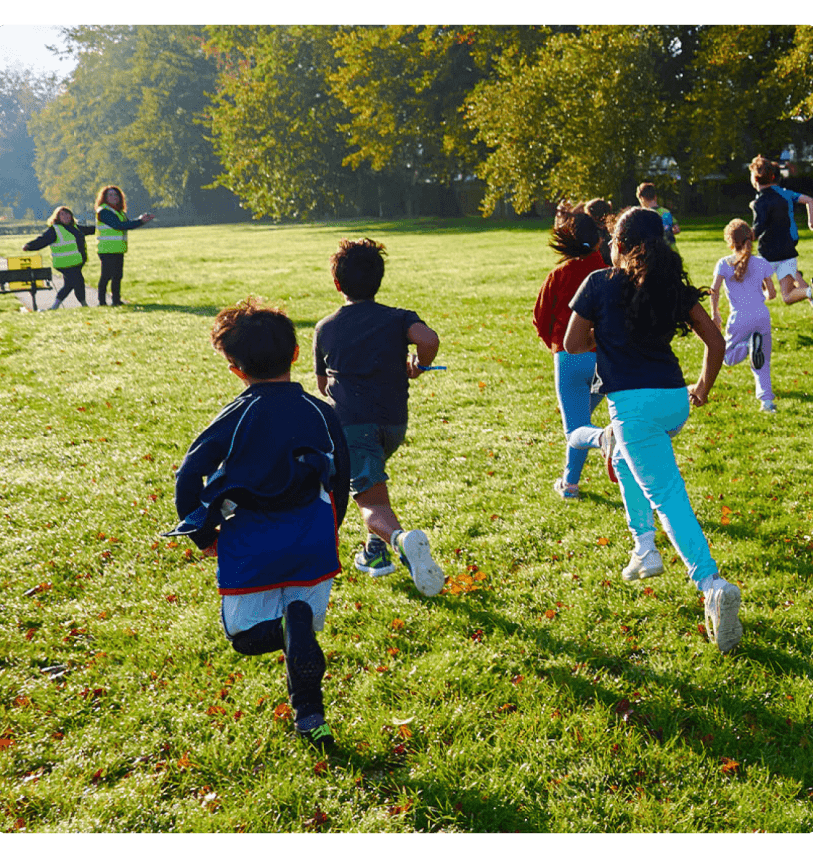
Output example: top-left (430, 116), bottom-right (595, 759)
top-left (98, 253), bottom-right (125, 305)
top-left (55, 266), bottom-right (86, 304)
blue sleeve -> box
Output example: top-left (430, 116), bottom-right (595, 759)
top-left (97, 209), bottom-right (145, 231)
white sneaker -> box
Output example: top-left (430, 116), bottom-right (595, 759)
top-left (621, 549), bottom-right (665, 581)
top-left (395, 530), bottom-right (445, 597)
top-left (600, 424), bottom-right (618, 483)
top-left (703, 578), bottom-right (743, 653)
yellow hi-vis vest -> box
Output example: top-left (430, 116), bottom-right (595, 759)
top-left (51, 224), bottom-right (83, 269)
top-left (96, 204), bottom-right (128, 254)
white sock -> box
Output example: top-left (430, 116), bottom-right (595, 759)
top-left (390, 529), bottom-right (404, 552)
top-left (633, 532), bottom-right (656, 556)
top-left (697, 573), bottom-right (719, 592)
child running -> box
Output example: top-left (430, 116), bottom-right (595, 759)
top-left (533, 211), bottom-right (614, 500)
top-left (564, 207), bottom-right (743, 654)
top-left (749, 155), bottom-right (813, 307)
top-left (710, 219), bottom-right (777, 413)
top-left (167, 298), bottom-right (350, 749)
top-left (22, 206), bottom-right (94, 310)
top-left (314, 238), bottom-right (445, 597)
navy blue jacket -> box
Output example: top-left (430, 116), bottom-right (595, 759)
top-left (170, 381), bottom-right (350, 551)
top-left (753, 187), bottom-right (796, 262)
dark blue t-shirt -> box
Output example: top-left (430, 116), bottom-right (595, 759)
top-left (569, 268), bottom-right (689, 394)
top-left (314, 300), bottom-right (422, 425)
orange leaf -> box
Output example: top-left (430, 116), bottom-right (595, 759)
top-left (597, 537), bottom-right (609, 546)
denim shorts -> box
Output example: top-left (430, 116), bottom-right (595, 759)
top-left (769, 257), bottom-right (797, 282)
top-left (343, 423), bottom-right (408, 496)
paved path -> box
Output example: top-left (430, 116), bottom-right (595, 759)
top-left (14, 274), bottom-right (103, 312)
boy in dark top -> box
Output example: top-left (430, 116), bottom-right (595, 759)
top-left (167, 298), bottom-right (350, 749)
top-left (749, 155), bottom-right (813, 307)
top-left (314, 238), bottom-right (445, 597)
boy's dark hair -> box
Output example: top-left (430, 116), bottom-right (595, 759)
top-left (549, 211), bottom-right (601, 261)
top-left (636, 182), bottom-right (657, 202)
top-left (584, 198), bottom-right (612, 225)
top-left (330, 238), bottom-right (387, 300)
top-left (211, 297), bottom-right (297, 379)
top-left (749, 155), bottom-right (773, 186)
top-left (614, 207), bottom-right (703, 343)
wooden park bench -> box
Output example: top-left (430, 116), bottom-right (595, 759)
top-left (0, 255), bottom-right (55, 312)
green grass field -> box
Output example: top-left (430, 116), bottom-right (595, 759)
top-left (1, 216), bottom-right (812, 833)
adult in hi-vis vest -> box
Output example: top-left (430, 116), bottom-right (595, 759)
top-left (22, 206), bottom-right (95, 310)
top-left (95, 185), bottom-right (155, 306)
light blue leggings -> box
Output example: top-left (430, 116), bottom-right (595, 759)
top-left (608, 387), bottom-right (718, 587)
top-left (554, 351), bottom-right (604, 485)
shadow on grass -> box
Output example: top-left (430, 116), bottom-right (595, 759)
top-left (125, 302), bottom-right (317, 329)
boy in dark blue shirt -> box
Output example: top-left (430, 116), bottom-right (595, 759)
top-left (167, 298), bottom-right (350, 749)
top-left (314, 238), bottom-right (445, 597)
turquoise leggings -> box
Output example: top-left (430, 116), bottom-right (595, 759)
top-left (554, 350), bottom-right (603, 485)
top-left (608, 387), bottom-right (718, 587)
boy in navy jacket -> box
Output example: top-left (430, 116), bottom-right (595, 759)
top-left (168, 298), bottom-right (350, 749)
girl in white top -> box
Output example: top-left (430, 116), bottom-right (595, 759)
top-left (710, 219), bottom-right (777, 413)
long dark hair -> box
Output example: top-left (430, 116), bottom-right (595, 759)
top-left (549, 211), bottom-right (600, 261)
top-left (614, 207), bottom-right (704, 341)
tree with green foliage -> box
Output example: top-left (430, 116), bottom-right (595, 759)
top-left (0, 69), bottom-right (59, 217)
top-left (467, 26), bottom-right (663, 214)
top-left (29, 26), bottom-right (220, 215)
top-left (204, 25), bottom-right (360, 221)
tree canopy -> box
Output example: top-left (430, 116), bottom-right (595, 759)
top-left (12, 24), bottom-right (813, 222)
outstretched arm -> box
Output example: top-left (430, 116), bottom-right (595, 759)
top-left (563, 311), bottom-right (595, 354)
top-left (687, 303), bottom-right (725, 408)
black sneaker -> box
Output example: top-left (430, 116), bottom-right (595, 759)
top-left (749, 332), bottom-right (765, 370)
top-left (297, 720), bottom-right (335, 749)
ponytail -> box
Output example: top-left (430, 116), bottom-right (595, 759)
top-left (549, 211), bottom-right (600, 261)
top-left (723, 219), bottom-right (754, 282)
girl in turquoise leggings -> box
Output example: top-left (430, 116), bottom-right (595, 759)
top-left (564, 207), bottom-right (743, 654)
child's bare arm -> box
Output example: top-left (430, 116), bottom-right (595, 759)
top-left (407, 322), bottom-right (440, 376)
top-left (801, 195), bottom-right (813, 230)
top-left (688, 303), bottom-right (725, 408)
top-left (562, 311), bottom-right (595, 354)
top-left (709, 274), bottom-right (724, 329)
top-left (316, 374), bottom-right (328, 396)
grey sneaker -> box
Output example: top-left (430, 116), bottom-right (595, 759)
top-left (553, 478), bottom-right (580, 501)
top-left (760, 400), bottom-right (777, 414)
top-left (703, 578), bottom-right (743, 653)
top-left (621, 549), bottom-right (665, 581)
top-left (355, 542), bottom-right (396, 578)
top-left (394, 529), bottom-right (445, 597)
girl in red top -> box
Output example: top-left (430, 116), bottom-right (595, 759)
top-left (533, 211), bottom-right (614, 500)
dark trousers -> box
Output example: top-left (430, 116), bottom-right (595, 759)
top-left (98, 253), bottom-right (125, 305)
top-left (55, 266), bottom-right (86, 304)
top-left (230, 600), bottom-right (326, 725)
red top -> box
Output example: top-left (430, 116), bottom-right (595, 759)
top-left (532, 250), bottom-right (608, 353)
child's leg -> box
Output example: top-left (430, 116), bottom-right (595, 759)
top-left (609, 388), bottom-right (718, 586)
top-left (778, 272), bottom-right (809, 304)
top-left (283, 600), bottom-right (327, 731)
top-left (752, 322), bottom-right (774, 403)
top-left (554, 351), bottom-right (603, 486)
top-left (354, 481), bottom-right (402, 544)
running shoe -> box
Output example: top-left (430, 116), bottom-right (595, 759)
top-left (760, 400), bottom-right (777, 413)
top-left (355, 542), bottom-right (396, 577)
top-left (394, 529), bottom-right (445, 597)
top-left (296, 717), bottom-right (335, 750)
top-left (553, 478), bottom-right (580, 501)
top-left (749, 332), bottom-right (765, 370)
top-left (703, 578), bottom-right (743, 653)
top-left (621, 549), bottom-right (665, 581)
top-left (600, 424), bottom-right (618, 483)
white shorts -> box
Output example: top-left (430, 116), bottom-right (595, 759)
top-left (220, 578), bottom-right (334, 639)
top-left (769, 258), bottom-right (798, 283)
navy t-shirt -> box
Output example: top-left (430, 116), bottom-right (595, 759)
top-left (569, 268), bottom-right (689, 394)
top-left (314, 300), bottom-right (422, 425)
